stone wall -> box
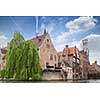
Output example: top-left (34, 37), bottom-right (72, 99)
top-left (42, 71), bottom-right (65, 80)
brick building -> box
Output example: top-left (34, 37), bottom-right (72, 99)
top-left (58, 45), bottom-right (80, 79)
top-left (80, 50), bottom-right (88, 79)
top-left (0, 47), bottom-right (7, 70)
top-left (88, 61), bottom-right (100, 79)
top-left (32, 29), bottom-right (58, 70)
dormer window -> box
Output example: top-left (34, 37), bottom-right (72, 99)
top-left (38, 39), bottom-right (41, 42)
top-left (47, 39), bottom-right (49, 42)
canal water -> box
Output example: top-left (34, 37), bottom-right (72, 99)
top-left (0, 79), bottom-right (100, 83)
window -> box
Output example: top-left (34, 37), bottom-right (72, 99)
top-left (38, 39), bottom-right (41, 42)
top-left (46, 44), bottom-right (50, 48)
top-left (54, 55), bottom-right (56, 61)
top-left (73, 57), bottom-right (76, 62)
top-left (50, 54), bottom-right (53, 60)
top-left (77, 54), bottom-right (80, 58)
top-left (73, 53), bottom-right (76, 57)
top-left (46, 62), bottom-right (49, 67)
top-left (77, 59), bottom-right (79, 64)
top-left (47, 39), bottom-right (49, 42)
top-left (37, 48), bottom-right (39, 51)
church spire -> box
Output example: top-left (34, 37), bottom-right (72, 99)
top-left (44, 29), bottom-right (46, 34)
top-left (44, 28), bottom-right (48, 36)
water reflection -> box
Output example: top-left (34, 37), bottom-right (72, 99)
top-left (0, 79), bottom-right (100, 83)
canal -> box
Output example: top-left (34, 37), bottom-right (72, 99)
top-left (0, 79), bottom-right (100, 83)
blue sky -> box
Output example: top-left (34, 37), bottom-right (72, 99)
top-left (0, 16), bottom-right (100, 64)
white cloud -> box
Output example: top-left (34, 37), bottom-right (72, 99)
top-left (53, 17), bottom-right (97, 51)
top-left (83, 34), bottom-right (100, 53)
top-left (65, 16), bottom-right (97, 33)
top-left (0, 33), bottom-right (8, 48)
top-left (54, 33), bottom-right (100, 64)
top-left (40, 23), bottom-right (45, 32)
top-left (70, 34), bottom-right (100, 65)
top-left (69, 34), bottom-right (100, 64)
top-left (40, 16), bottom-right (100, 64)
top-left (83, 34), bottom-right (100, 64)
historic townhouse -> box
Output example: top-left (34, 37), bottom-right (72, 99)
top-left (58, 45), bottom-right (80, 79)
top-left (32, 29), bottom-right (58, 70)
top-left (58, 40), bottom-right (90, 80)
top-left (88, 61), bottom-right (100, 79)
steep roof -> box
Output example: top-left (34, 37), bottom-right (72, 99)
top-left (32, 35), bottom-right (45, 47)
top-left (68, 47), bottom-right (78, 55)
top-left (58, 47), bottom-right (79, 56)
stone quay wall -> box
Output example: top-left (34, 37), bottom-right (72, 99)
top-left (42, 71), bottom-right (66, 80)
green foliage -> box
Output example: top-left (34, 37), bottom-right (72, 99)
top-left (0, 32), bottom-right (42, 81)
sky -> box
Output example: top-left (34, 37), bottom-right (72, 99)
top-left (0, 16), bottom-right (100, 64)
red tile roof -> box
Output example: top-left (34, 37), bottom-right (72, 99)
top-left (58, 47), bottom-right (79, 56)
top-left (69, 47), bottom-right (78, 55)
top-left (62, 47), bottom-right (79, 55)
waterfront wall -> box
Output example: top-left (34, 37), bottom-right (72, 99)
top-left (42, 71), bottom-right (65, 80)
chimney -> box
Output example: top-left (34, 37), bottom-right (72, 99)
top-left (94, 60), bottom-right (97, 64)
top-left (65, 45), bottom-right (69, 61)
top-left (65, 45), bottom-right (68, 48)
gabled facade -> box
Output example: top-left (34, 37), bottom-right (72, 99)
top-left (32, 29), bottom-right (58, 70)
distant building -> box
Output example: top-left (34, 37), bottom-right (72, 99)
top-left (80, 50), bottom-right (88, 79)
top-left (68, 46), bottom-right (80, 79)
top-left (58, 45), bottom-right (80, 79)
top-left (0, 47), bottom-right (7, 70)
top-left (32, 29), bottom-right (58, 70)
top-left (79, 39), bottom-right (89, 79)
top-left (88, 61), bottom-right (100, 79)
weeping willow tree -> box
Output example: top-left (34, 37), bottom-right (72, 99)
top-left (0, 32), bottom-right (42, 80)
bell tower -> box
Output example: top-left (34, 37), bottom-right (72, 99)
top-left (82, 39), bottom-right (89, 63)
top-left (82, 39), bottom-right (89, 56)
